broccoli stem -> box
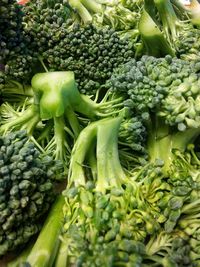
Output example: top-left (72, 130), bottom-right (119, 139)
top-left (53, 237), bottom-right (69, 267)
top-left (154, 0), bottom-right (180, 43)
top-left (68, 122), bottom-right (97, 187)
top-left (64, 106), bottom-right (81, 139)
top-left (147, 115), bottom-right (200, 174)
top-left (32, 71), bottom-right (121, 121)
top-left (138, 9), bottom-right (175, 57)
top-left (2, 81), bottom-right (33, 103)
top-left (68, 0), bottom-right (93, 23)
top-left (0, 104), bottom-right (40, 135)
top-left (68, 116), bottom-right (127, 191)
top-left (31, 71), bottom-right (76, 120)
top-left (81, 0), bottom-right (103, 14)
top-left (172, 0), bottom-right (200, 27)
top-left (53, 116), bottom-right (71, 161)
top-left (26, 195), bottom-right (65, 267)
top-left (96, 117), bottom-right (127, 193)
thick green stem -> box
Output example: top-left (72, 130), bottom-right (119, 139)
top-left (171, 127), bottom-right (200, 151)
top-left (26, 196), bottom-right (65, 267)
top-left (53, 238), bottom-right (69, 267)
top-left (96, 117), bottom-right (126, 193)
top-left (68, 122), bottom-right (97, 187)
top-left (68, 0), bottom-right (93, 23)
top-left (154, 0), bottom-right (180, 42)
top-left (138, 9), bottom-right (175, 57)
top-left (147, 116), bottom-right (172, 171)
top-left (81, 0), bottom-right (103, 14)
top-left (32, 71), bottom-right (76, 120)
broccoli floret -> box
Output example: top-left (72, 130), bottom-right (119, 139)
top-left (56, 118), bottom-right (169, 265)
top-left (144, 231), bottom-right (193, 266)
top-left (40, 24), bottom-right (134, 95)
top-left (0, 0), bottom-right (25, 63)
top-left (106, 55), bottom-right (200, 174)
top-left (0, 130), bottom-right (57, 256)
top-left (21, 0), bottom-right (135, 95)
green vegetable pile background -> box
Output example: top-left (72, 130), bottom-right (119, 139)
top-left (1, 0), bottom-right (200, 266)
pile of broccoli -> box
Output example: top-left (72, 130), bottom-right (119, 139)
top-left (2, 0), bottom-right (200, 266)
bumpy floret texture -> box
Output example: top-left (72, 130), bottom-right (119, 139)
top-left (41, 24), bottom-right (134, 94)
top-left (107, 55), bottom-right (200, 125)
top-left (176, 28), bottom-right (200, 61)
top-left (62, 164), bottom-right (173, 266)
top-left (22, 0), bottom-right (72, 53)
top-left (0, 0), bottom-right (25, 63)
top-left (0, 130), bottom-right (55, 256)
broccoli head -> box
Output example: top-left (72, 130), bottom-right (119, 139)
top-left (0, 130), bottom-right (57, 256)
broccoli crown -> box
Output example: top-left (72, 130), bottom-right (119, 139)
top-left (4, 53), bottom-right (38, 84)
top-left (22, 0), bottom-right (72, 53)
top-left (40, 24), bottom-right (134, 94)
top-left (0, 130), bottom-right (56, 256)
top-left (0, 0), bottom-right (39, 87)
top-left (0, 0), bottom-right (25, 63)
top-left (107, 55), bottom-right (199, 127)
top-left (159, 67), bottom-right (200, 131)
top-left (62, 165), bottom-right (173, 265)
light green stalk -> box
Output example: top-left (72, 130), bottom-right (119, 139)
top-left (138, 9), bottom-right (175, 57)
top-left (26, 196), bottom-right (65, 267)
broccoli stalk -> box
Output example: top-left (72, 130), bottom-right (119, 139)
top-left (1, 80), bottom-right (33, 103)
top-left (172, 0), bottom-right (200, 28)
top-left (68, 0), bottom-right (103, 24)
top-left (154, 0), bottom-right (181, 43)
top-left (138, 8), bottom-right (175, 57)
top-left (147, 115), bottom-right (200, 175)
top-left (7, 241), bottom-right (34, 267)
top-left (25, 195), bottom-right (65, 267)
top-left (68, 116), bottom-right (126, 190)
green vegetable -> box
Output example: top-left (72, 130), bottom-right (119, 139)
top-left (0, 71), bottom-right (123, 175)
top-left (26, 195), bottom-right (65, 267)
top-left (0, 130), bottom-right (56, 256)
top-left (138, 8), bottom-right (175, 57)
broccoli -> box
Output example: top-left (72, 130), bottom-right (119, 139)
top-left (20, 0), bottom-right (135, 95)
top-left (106, 55), bottom-right (200, 173)
top-left (58, 118), bottom-right (170, 265)
top-left (0, 0), bottom-right (38, 90)
top-left (172, 0), bottom-right (200, 28)
top-left (0, 130), bottom-right (58, 256)
top-left (143, 231), bottom-right (193, 266)
top-left (0, 0), bottom-right (25, 63)
top-left (67, 0), bottom-right (103, 24)
top-left (153, 0), bottom-right (200, 61)
top-left (136, 0), bottom-right (200, 61)
top-left (138, 8), bottom-right (175, 57)
top-left (0, 71), bottom-right (123, 175)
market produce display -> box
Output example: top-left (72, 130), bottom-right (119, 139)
top-left (1, 0), bottom-right (200, 266)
